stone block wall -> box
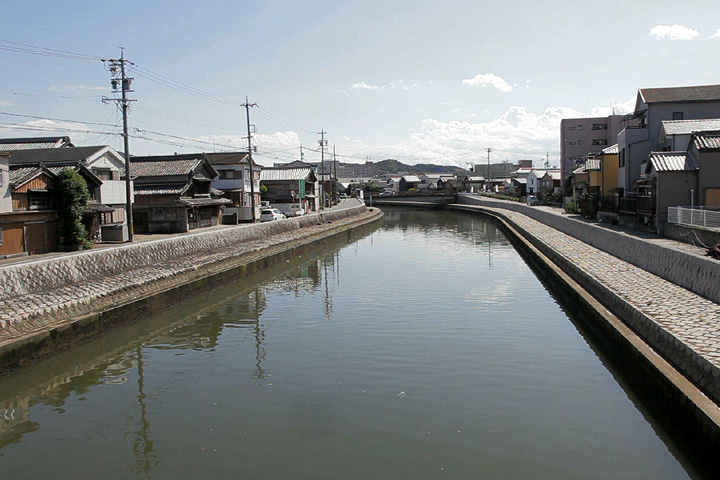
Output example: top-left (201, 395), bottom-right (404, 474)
top-left (457, 195), bottom-right (720, 305)
top-left (0, 204), bottom-right (366, 301)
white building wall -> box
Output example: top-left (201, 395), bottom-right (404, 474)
top-left (0, 155), bottom-right (11, 213)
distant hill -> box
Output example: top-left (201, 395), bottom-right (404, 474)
top-left (376, 159), bottom-right (468, 176)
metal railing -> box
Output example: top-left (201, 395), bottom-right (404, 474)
top-left (668, 206), bottom-right (720, 230)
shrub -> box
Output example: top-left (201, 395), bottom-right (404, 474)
top-left (57, 168), bottom-right (90, 246)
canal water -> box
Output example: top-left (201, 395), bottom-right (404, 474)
top-left (0, 208), bottom-right (707, 479)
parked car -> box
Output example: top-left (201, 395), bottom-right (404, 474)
top-left (260, 208), bottom-right (286, 222)
top-left (380, 191), bottom-right (393, 196)
top-left (526, 195), bottom-right (540, 206)
top-left (286, 205), bottom-right (305, 217)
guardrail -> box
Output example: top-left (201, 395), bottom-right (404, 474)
top-left (668, 206), bottom-right (720, 230)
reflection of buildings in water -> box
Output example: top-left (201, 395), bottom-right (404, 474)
top-left (0, 286), bottom-right (269, 452)
top-left (0, 249), bottom-right (345, 454)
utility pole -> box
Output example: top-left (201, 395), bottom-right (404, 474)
top-left (318, 129), bottom-right (327, 210)
top-left (333, 145), bottom-right (337, 204)
top-left (545, 152), bottom-right (550, 168)
top-left (103, 48), bottom-right (135, 242)
top-left (242, 98), bottom-right (258, 221)
top-left (486, 148), bottom-right (493, 191)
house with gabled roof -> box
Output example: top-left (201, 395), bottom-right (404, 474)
top-left (206, 151), bottom-right (262, 222)
top-left (127, 153), bottom-right (230, 233)
top-left (618, 84), bottom-right (720, 194)
top-left (689, 131), bottom-right (720, 207)
top-left (260, 167), bottom-right (318, 211)
top-left (7, 146), bottom-right (131, 229)
top-left (1, 158), bottom-right (105, 255)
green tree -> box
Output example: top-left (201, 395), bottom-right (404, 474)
top-left (57, 167), bottom-right (90, 247)
top-left (260, 184), bottom-right (268, 200)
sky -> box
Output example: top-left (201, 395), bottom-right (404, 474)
top-left (1, 0), bottom-right (719, 168)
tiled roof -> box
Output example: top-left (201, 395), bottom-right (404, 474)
top-left (9, 166), bottom-right (48, 187)
top-left (402, 175), bottom-right (421, 183)
top-left (260, 167), bottom-right (315, 182)
top-left (133, 183), bottom-right (190, 196)
top-left (601, 144), bottom-right (619, 155)
top-left (0, 136), bottom-right (73, 150)
top-left (662, 119), bottom-right (720, 135)
top-left (648, 151), bottom-right (698, 172)
top-left (7, 146), bottom-right (108, 165)
top-left (205, 151), bottom-right (250, 166)
top-left (129, 157), bottom-right (203, 178)
top-left (9, 163), bottom-right (99, 188)
top-left (639, 84), bottom-right (720, 104)
top-left (585, 158), bottom-right (602, 171)
top-left (572, 165), bottom-right (586, 174)
top-left (693, 133), bottom-right (720, 150)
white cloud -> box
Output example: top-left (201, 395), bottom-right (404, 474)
top-left (336, 101), bottom-right (631, 167)
top-left (196, 131), bottom-right (302, 166)
top-left (350, 82), bottom-right (384, 91)
top-left (710, 28), bottom-right (720, 39)
top-left (347, 80), bottom-right (424, 93)
top-left (587, 98), bottom-right (635, 117)
top-left (649, 24), bottom-right (699, 41)
top-left (461, 73), bottom-right (513, 92)
top-left (0, 100), bottom-right (11, 107)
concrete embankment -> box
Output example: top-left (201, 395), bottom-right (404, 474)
top-left (446, 199), bottom-right (720, 463)
top-left (0, 204), bottom-right (383, 373)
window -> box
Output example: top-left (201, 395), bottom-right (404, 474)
top-left (93, 168), bottom-right (112, 181)
top-left (577, 125), bottom-right (584, 130)
top-left (29, 191), bottom-right (53, 209)
top-left (673, 112), bottom-right (684, 120)
top-left (219, 170), bottom-right (241, 180)
top-left (592, 139), bottom-right (608, 145)
top-left (578, 140), bottom-right (584, 145)
top-left (619, 148), bottom-right (625, 168)
top-left (569, 126), bottom-right (576, 130)
top-left (592, 124), bottom-right (607, 130)
top-left (569, 142), bottom-right (577, 145)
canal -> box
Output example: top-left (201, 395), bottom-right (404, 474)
top-left (0, 207), bottom-right (709, 479)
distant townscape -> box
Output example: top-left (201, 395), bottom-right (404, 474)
top-left (2, 82), bottom-right (720, 258)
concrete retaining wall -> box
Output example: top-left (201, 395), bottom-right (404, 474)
top-left (0, 204), bottom-right (366, 301)
top-left (664, 222), bottom-right (720, 248)
top-left (457, 194), bottom-right (720, 305)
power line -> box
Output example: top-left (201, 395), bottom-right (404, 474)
top-left (0, 111), bottom-right (121, 128)
top-left (0, 39), bottom-right (103, 61)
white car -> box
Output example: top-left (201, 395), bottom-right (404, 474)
top-left (260, 208), bottom-right (286, 222)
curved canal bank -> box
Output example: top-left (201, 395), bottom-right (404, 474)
top-left (0, 208), bottom-right (711, 479)
top-left (441, 200), bottom-right (720, 468)
top-left (0, 203), bottom-right (383, 373)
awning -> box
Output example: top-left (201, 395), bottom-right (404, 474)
top-left (84, 201), bottom-right (116, 213)
top-left (178, 197), bottom-right (233, 207)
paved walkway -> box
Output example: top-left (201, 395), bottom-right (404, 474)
top-left (462, 203), bottom-right (720, 370)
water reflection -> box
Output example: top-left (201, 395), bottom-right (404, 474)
top-left (0, 253), bottom-right (341, 455)
top-left (0, 209), bottom-right (708, 479)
